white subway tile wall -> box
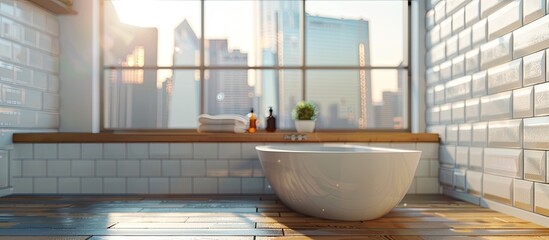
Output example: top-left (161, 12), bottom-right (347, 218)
top-left (426, 0), bottom-right (549, 222)
top-left (483, 173), bottom-right (513, 204)
top-left (486, 1), bottom-right (522, 41)
top-left (466, 170), bottom-right (482, 195)
top-left (524, 150), bottom-right (546, 182)
top-left (0, 0), bottom-right (59, 149)
top-left (10, 142), bottom-right (439, 194)
top-left (465, 98), bottom-right (480, 122)
top-left (534, 82), bottom-right (549, 116)
top-left (486, 59), bottom-right (522, 94)
top-left (523, 50), bottom-right (546, 86)
top-left (534, 182), bottom-right (549, 215)
top-left (522, 0), bottom-right (546, 24)
top-left (480, 33), bottom-right (512, 69)
top-left (465, 48), bottom-right (479, 73)
top-left (459, 27), bottom-right (472, 53)
top-left (471, 71), bottom-right (487, 96)
top-left (453, 169), bottom-right (467, 190)
top-left (483, 148), bottom-right (523, 178)
top-left (469, 147), bottom-right (483, 170)
top-left (513, 86), bottom-right (534, 118)
top-left (458, 123), bottom-right (471, 145)
top-left (513, 179), bottom-right (534, 211)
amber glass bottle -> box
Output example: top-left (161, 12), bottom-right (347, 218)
top-left (266, 107), bottom-right (276, 132)
top-left (248, 108), bottom-right (256, 133)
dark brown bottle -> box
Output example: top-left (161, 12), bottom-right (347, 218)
top-left (266, 107), bottom-right (276, 132)
top-left (248, 108), bottom-right (256, 133)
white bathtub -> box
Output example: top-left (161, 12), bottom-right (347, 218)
top-left (256, 144), bottom-right (421, 221)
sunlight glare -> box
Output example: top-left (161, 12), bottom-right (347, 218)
top-left (111, 0), bottom-right (184, 28)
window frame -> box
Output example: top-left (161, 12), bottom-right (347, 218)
top-left (100, 0), bottom-right (412, 132)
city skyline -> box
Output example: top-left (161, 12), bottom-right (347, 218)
top-left (109, 0), bottom-right (407, 103)
top-left (104, 0), bottom-right (407, 129)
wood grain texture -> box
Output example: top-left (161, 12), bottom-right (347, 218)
top-left (0, 194), bottom-right (546, 239)
top-left (11, 132), bottom-right (439, 143)
top-left (26, 0), bottom-right (77, 14)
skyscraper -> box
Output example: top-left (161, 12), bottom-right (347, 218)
top-left (257, 2), bottom-right (372, 129)
top-left (170, 20), bottom-right (200, 128)
top-left (205, 40), bottom-right (252, 115)
top-left (103, 1), bottom-right (158, 129)
top-left (306, 15), bottom-right (372, 129)
top-left (257, 1), bottom-right (302, 128)
top-left (171, 21), bottom-right (253, 127)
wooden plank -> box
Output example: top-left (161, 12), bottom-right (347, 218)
top-left (283, 228), bottom-right (549, 236)
top-left (186, 216), bottom-right (336, 223)
top-left (368, 216), bottom-right (531, 223)
top-left (0, 228), bottom-right (283, 236)
top-left (90, 237), bottom-right (254, 240)
top-left (110, 222), bottom-right (256, 229)
top-left (0, 237), bottom-right (89, 240)
top-left (0, 222), bottom-right (18, 228)
top-left (258, 221), bottom-right (546, 229)
top-left (257, 237), bottom-right (549, 240)
top-left (257, 237), bottom-right (421, 240)
top-left (26, 0), bottom-right (77, 14)
top-left (258, 222), bottom-right (452, 229)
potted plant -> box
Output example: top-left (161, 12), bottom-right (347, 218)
top-left (292, 101), bottom-right (318, 132)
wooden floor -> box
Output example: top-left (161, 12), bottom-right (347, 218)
top-left (0, 194), bottom-right (547, 239)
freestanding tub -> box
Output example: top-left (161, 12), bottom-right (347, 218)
top-left (256, 144), bottom-right (421, 221)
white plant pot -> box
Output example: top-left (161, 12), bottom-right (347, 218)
top-left (295, 120), bottom-right (315, 133)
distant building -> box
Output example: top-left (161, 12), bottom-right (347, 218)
top-left (205, 40), bottom-right (253, 115)
top-left (306, 15), bottom-right (372, 129)
top-left (257, 1), bottom-right (372, 129)
top-left (103, 1), bottom-right (158, 129)
top-left (170, 20), bottom-right (200, 128)
top-left (170, 20), bottom-right (254, 127)
top-left (374, 91), bottom-right (400, 129)
top-left (256, 1), bottom-right (302, 128)
top-left (374, 64), bottom-right (406, 129)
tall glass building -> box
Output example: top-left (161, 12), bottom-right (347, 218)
top-left (170, 20), bottom-right (200, 128)
top-left (256, 1), bottom-right (302, 129)
top-left (306, 15), bottom-right (372, 129)
top-left (257, 1), bottom-right (372, 129)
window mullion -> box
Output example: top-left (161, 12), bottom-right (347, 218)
top-left (200, 0), bottom-right (206, 114)
top-left (301, 0), bottom-right (306, 101)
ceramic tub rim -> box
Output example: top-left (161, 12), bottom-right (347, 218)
top-left (255, 143), bottom-right (421, 154)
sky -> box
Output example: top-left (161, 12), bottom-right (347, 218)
top-left (108, 0), bottom-right (407, 102)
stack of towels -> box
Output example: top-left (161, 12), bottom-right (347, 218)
top-left (197, 114), bottom-right (248, 133)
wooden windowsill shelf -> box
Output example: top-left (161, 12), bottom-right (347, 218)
top-left (12, 131), bottom-right (439, 143)
top-left (27, 0), bottom-right (77, 15)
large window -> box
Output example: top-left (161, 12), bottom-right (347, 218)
top-left (102, 0), bottom-right (409, 130)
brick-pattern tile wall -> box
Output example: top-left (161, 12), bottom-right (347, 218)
top-left (10, 142), bottom-right (439, 194)
top-left (425, 0), bottom-right (549, 220)
top-left (0, 0), bottom-right (59, 191)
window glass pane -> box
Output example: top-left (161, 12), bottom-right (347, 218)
top-left (371, 69), bottom-right (408, 129)
top-left (205, 69), bottom-right (302, 130)
top-left (169, 70), bottom-right (201, 128)
top-left (267, 70), bottom-right (303, 129)
top-left (305, 0), bottom-right (407, 66)
top-left (204, 69), bottom-right (255, 115)
top-left (306, 69), bottom-right (407, 129)
top-left (101, 0), bottom-right (409, 131)
top-left (104, 69), bottom-right (200, 129)
top-left (103, 0), bottom-right (201, 67)
top-left (205, 0), bottom-right (303, 67)
top-left (256, 1), bottom-right (303, 66)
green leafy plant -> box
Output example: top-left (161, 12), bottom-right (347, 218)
top-left (292, 101), bottom-right (318, 120)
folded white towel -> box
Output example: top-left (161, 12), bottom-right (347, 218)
top-left (197, 124), bottom-right (247, 133)
top-left (197, 114), bottom-right (247, 125)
